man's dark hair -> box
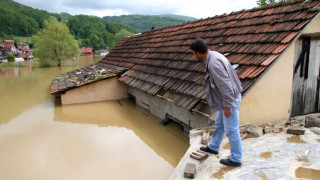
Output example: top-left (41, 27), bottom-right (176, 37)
top-left (190, 38), bottom-right (208, 54)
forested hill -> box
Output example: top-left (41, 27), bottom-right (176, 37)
top-left (0, 0), bottom-right (61, 36)
top-left (102, 14), bottom-right (197, 32)
top-left (0, 0), bottom-right (197, 50)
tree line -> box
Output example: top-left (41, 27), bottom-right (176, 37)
top-left (0, 0), bottom-right (195, 51)
top-left (102, 14), bottom-right (196, 32)
top-left (257, 0), bottom-right (293, 7)
top-left (67, 15), bottom-right (137, 50)
top-left (0, 0), bottom-right (137, 50)
top-left (0, 0), bottom-right (57, 37)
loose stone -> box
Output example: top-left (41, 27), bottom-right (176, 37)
top-left (305, 115), bottom-right (320, 128)
top-left (184, 163), bottom-right (196, 179)
top-left (287, 127), bottom-right (305, 135)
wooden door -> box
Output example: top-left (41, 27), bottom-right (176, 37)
top-left (291, 37), bottom-right (320, 116)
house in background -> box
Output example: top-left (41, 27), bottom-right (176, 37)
top-left (17, 42), bottom-right (29, 50)
top-left (51, 0), bottom-right (320, 130)
top-left (17, 45), bottom-right (33, 60)
top-left (0, 40), bottom-right (19, 59)
top-left (100, 49), bottom-right (109, 56)
top-left (81, 47), bottom-right (94, 55)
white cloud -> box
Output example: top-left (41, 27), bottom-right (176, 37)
top-left (61, 7), bottom-right (130, 17)
top-left (177, 0), bottom-right (258, 19)
top-left (15, 0), bottom-right (258, 19)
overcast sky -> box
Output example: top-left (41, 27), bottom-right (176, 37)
top-left (15, 0), bottom-right (258, 19)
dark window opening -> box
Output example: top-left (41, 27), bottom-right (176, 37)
top-left (156, 88), bottom-right (166, 96)
top-left (128, 93), bottom-right (136, 103)
top-left (294, 37), bottom-right (311, 79)
top-left (161, 114), bottom-right (191, 132)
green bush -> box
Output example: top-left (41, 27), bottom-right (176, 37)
top-left (6, 54), bottom-right (15, 62)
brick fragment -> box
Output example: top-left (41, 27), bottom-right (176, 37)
top-left (190, 150), bottom-right (208, 161)
top-left (264, 127), bottom-right (282, 133)
top-left (184, 163), bottom-right (196, 179)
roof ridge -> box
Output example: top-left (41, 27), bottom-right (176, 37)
top-left (138, 0), bottom-right (316, 36)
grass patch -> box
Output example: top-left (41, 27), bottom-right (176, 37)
top-left (14, 36), bottom-right (32, 42)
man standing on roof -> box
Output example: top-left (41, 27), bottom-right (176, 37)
top-left (190, 38), bottom-right (243, 167)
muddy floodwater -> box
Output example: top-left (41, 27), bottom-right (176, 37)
top-left (0, 56), bottom-right (189, 180)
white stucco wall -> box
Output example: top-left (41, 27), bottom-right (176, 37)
top-left (240, 44), bottom-right (295, 125)
top-left (302, 14), bottom-right (320, 36)
top-left (61, 77), bottom-right (127, 105)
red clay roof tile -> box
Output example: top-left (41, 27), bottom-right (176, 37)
top-left (51, 0), bottom-right (320, 110)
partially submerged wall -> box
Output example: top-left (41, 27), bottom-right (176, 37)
top-left (61, 77), bottom-right (127, 105)
top-left (128, 87), bottom-right (210, 130)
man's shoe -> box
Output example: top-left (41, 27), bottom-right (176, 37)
top-left (219, 159), bottom-right (242, 167)
top-left (200, 146), bottom-right (218, 154)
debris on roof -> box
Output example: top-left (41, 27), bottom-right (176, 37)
top-left (50, 63), bottom-right (128, 95)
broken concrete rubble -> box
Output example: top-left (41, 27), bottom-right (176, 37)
top-left (201, 131), bottom-right (210, 145)
top-left (305, 115), bottom-right (320, 128)
top-left (170, 125), bottom-right (320, 180)
top-left (309, 127), bottom-right (320, 135)
top-left (240, 123), bottom-right (263, 137)
top-left (170, 113), bottom-right (320, 179)
top-left (287, 127), bottom-right (305, 135)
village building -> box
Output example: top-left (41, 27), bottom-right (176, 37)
top-left (80, 47), bottom-right (94, 56)
top-left (51, 0), bottom-right (320, 130)
top-left (18, 45), bottom-right (33, 60)
top-left (17, 42), bottom-right (29, 50)
top-left (100, 49), bottom-right (109, 56)
top-left (0, 40), bottom-right (19, 60)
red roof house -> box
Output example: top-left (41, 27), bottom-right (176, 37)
top-left (51, 0), bottom-right (320, 129)
top-left (81, 47), bottom-right (94, 55)
top-left (0, 40), bottom-right (19, 58)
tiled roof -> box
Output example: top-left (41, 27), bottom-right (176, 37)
top-left (97, 0), bottom-right (320, 110)
top-left (3, 40), bottom-right (14, 43)
top-left (19, 51), bottom-right (32, 59)
top-left (81, 47), bottom-right (93, 54)
top-left (0, 41), bottom-right (15, 51)
top-left (18, 42), bottom-right (28, 46)
top-left (18, 46), bottom-right (28, 52)
top-left (51, 0), bottom-right (320, 110)
top-left (50, 63), bottom-right (127, 95)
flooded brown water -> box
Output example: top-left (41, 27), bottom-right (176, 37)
top-left (295, 167), bottom-right (320, 180)
top-left (0, 56), bottom-right (189, 180)
top-left (287, 135), bottom-right (306, 144)
top-left (212, 166), bottom-right (235, 179)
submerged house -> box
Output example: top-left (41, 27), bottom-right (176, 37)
top-left (51, 0), bottom-right (320, 130)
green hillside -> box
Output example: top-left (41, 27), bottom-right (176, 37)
top-left (102, 14), bottom-right (197, 32)
top-left (0, 0), bottom-right (197, 50)
top-left (0, 0), bottom-right (60, 37)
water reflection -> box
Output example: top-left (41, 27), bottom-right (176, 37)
top-left (54, 100), bottom-right (189, 166)
top-left (0, 57), bottom-right (189, 180)
top-left (0, 57), bottom-right (102, 125)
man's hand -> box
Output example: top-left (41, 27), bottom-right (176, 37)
top-left (224, 108), bottom-right (232, 117)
